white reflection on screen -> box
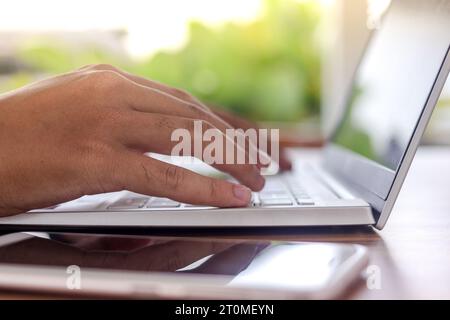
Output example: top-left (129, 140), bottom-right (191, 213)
top-left (229, 244), bottom-right (346, 290)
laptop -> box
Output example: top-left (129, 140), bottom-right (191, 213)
top-left (0, 0), bottom-right (449, 230)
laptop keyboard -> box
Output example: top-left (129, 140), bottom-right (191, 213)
top-left (33, 169), bottom-right (343, 213)
top-left (106, 173), bottom-right (334, 211)
top-left (253, 178), bottom-right (310, 207)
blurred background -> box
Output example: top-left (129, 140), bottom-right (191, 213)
top-left (0, 0), bottom-right (449, 144)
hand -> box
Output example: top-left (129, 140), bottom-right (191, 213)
top-left (0, 64), bottom-right (266, 217)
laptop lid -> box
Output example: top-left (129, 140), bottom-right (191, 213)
top-left (322, 0), bottom-right (450, 229)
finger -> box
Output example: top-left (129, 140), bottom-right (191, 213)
top-left (213, 108), bottom-right (278, 168)
top-left (79, 64), bottom-right (270, 169)
top-left (120, 82), bottom-right (271, 168)
top-left (116, 112), bottom-right (265, 191)
top-left (278, 149), bottom-right (293, 171)
top-left (114, 151), bottom-right (253, 207)
top-left (214, 107), bottom-right (292, 170)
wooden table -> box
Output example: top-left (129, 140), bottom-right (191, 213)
top-left (1, 146), bottom-right (449, 299)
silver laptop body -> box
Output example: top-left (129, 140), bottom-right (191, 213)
top-left (1, 0), bottom-right (449, 230)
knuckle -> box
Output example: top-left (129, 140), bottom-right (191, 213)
top-left (163, 165), bottom-right (184, 190)
top-left (82, 63), bottom-right (118, 72)
top-left (91, 70), bottom-right (124, 89)
top-left (87, 70), bottom-right (126, 100)
top-left (97, 70), bottom-right (123, 85)
top-left (209, 179), bottom-right (219, 199)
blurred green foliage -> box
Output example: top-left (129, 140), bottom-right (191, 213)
top-left (18, 40), bottom-right (125, 74)
top-left (0, 37), bottom-right (127, 92)
top-left (1, 0), bottom-right (322, 122)
top-left (133, 0), bottom-right (322, 122)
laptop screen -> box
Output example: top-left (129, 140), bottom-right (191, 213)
top-left (331, 0), bottom-right (450, 171)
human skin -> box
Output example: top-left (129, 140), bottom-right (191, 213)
top-left (0, 64), bottom-right (271, 217)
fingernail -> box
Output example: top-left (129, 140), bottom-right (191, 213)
top-left (233, 184), bottom-right (252, 204)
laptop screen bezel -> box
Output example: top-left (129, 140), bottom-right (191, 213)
top-left (323, 46), bottom-right (450, 227)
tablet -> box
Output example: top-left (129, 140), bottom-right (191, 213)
top-left (0, 232), bottom-right (368, 299)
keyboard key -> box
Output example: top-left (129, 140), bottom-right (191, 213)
top-left (108, 197), bottom-right (149, 210)
top-left (263, 180), bottom-right (286, 192)
top-left (296, 199), bottom-right (315, 205)
top-left (147, 198), bottom-right (180, 208)
top-left (259, 192), bottom-right (290, 200)
top-left (295, 194), bottom-right (312, 200)
top-left (261, 198), bottom-right (293, 206)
